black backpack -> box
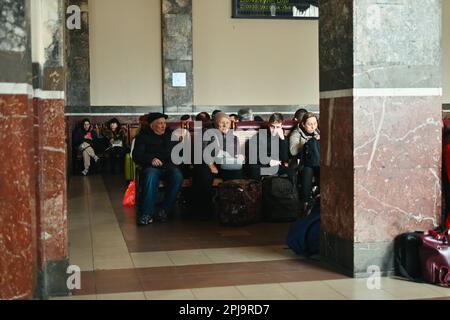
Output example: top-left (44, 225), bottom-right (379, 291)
top-left (302, 137), bottom-right (320, 168)
top-left (262, 175), bottom-right (300, 222)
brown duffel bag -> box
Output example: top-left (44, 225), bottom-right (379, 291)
top-left (216, 179), bottom-right (262, 226)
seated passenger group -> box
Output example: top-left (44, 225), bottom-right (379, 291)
top-left (129, 108), bottom-right (320, 225)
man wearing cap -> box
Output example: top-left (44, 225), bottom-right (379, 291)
top-left (132, 113), bottom-right (183, 225)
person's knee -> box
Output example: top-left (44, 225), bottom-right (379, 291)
top-left (144, 168), bottom-right (160, 185)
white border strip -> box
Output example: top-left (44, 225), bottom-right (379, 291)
top-left (0, 82), bottom-right (64, 99)
top-left (0, 83), bottom-right (33, 95)
top-left (320, 88), bottom-right (442, 99)
top-left (34, 89), bottom-right (65, 100)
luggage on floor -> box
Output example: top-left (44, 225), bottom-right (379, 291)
top-left (419, 228), bottom-right (450, 286)
top-left (262, 175), bottom-right (300, 222)
top-left (286, 201), bottom-right (320, 257)
top-left (394, 232), bottom-right (423, 281)
top-left (124, 153), bottom-right (136, 181)
top-left (216, 179), bottom-right (262, 226)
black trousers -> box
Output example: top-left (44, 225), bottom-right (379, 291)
top-left (105, 146), bottom-right (125, 173)
top-left (299, 166), bottom-right (320, 202)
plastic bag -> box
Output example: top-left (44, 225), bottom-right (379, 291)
top-left (122, 180), bottom-right (136, 208)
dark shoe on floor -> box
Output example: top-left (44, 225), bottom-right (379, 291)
top-left (137, 215), bottom-right (153, 226)
top-left (155, 209), bottom-right (168, 223)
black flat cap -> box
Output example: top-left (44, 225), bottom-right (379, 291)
top-left (148, 112), bottom-right (168, 124)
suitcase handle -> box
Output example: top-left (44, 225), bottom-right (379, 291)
top-left (425, 227), bottom-right (450, 242)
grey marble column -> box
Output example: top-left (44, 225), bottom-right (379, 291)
top-left (162, 0), bottom-right (193, 113)
top-left (0, 0), bottom-right (32, 83)
top-left (319, 0), bottom-right (442, 277)
top-left (65, 0), bottom-right (89, 106)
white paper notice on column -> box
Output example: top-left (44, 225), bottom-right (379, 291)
top-left (172, 72), bottom-right (187, 87)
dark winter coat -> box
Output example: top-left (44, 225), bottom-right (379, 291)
top-left (132, 127), bottom-right (178, 169)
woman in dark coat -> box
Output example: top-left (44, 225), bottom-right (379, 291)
top-left (73, 118), bottom-right (100, 176)
top-left (102, 118), bottom-right (128, 174)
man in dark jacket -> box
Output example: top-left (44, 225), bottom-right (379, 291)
top-left (246, 113), bottom-right (292, 180)
top-left (132, 113), bottom-right (183, 225)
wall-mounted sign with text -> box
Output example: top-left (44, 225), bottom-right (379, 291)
top-left (232, 0), bottom-right (319, 20)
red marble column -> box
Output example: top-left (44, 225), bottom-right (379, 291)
top-left (319, 0), bottom-right (443, 276)
top-left (35, 98), bottom-right (68, 265)
top-left (30, 0), bottom-right (69, 298)
top-left (0, 93), bottom-right (37, 300)
top-left (321, 96), bottom-right (442, 241)
top-left (0, 0), bottom-right (68, 299)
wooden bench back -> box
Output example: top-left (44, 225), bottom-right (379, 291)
top-left (120, 120), bottom-right (298, 153)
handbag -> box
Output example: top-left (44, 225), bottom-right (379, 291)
top-left (419, 227), bottom-right (450, 286)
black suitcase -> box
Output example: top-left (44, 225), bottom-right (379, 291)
top-left (394, 232), bottom-right (423, 280)
top-left (262, 175), bottom-right (300, 222)
top-left (216, 179), bottom-right (262, 226)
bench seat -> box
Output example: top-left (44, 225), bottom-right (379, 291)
top-left (158, 177), bottom-right (224, 188)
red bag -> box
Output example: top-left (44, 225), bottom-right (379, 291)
top-left (122, 180), bottom-right (136, 208)
top-left (419, 228), bottom-right (450, 287)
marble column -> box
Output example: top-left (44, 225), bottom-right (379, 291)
top-left (162, 0), bottom-right (194, 113)
top-left (65, 0), bottom-right (89, 107)
top-left (319, 0), bottom-right (442, 277)
top-left (0, 0), bottom-right (36, 300)
top-left (31, 0), bottom-right (68, 298)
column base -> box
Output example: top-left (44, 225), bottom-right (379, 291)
top-left (320, 232), bottom-right (395, 278)
top-left (34, 259), bottom-right (70, 299)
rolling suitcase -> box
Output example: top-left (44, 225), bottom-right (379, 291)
top-left (216, 179), bottom-right (262, 226)
top-left (124, 153), bottom-right (136, 181)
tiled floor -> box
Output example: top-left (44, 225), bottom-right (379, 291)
top-left (59, 175), bottom-right (450, 300)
